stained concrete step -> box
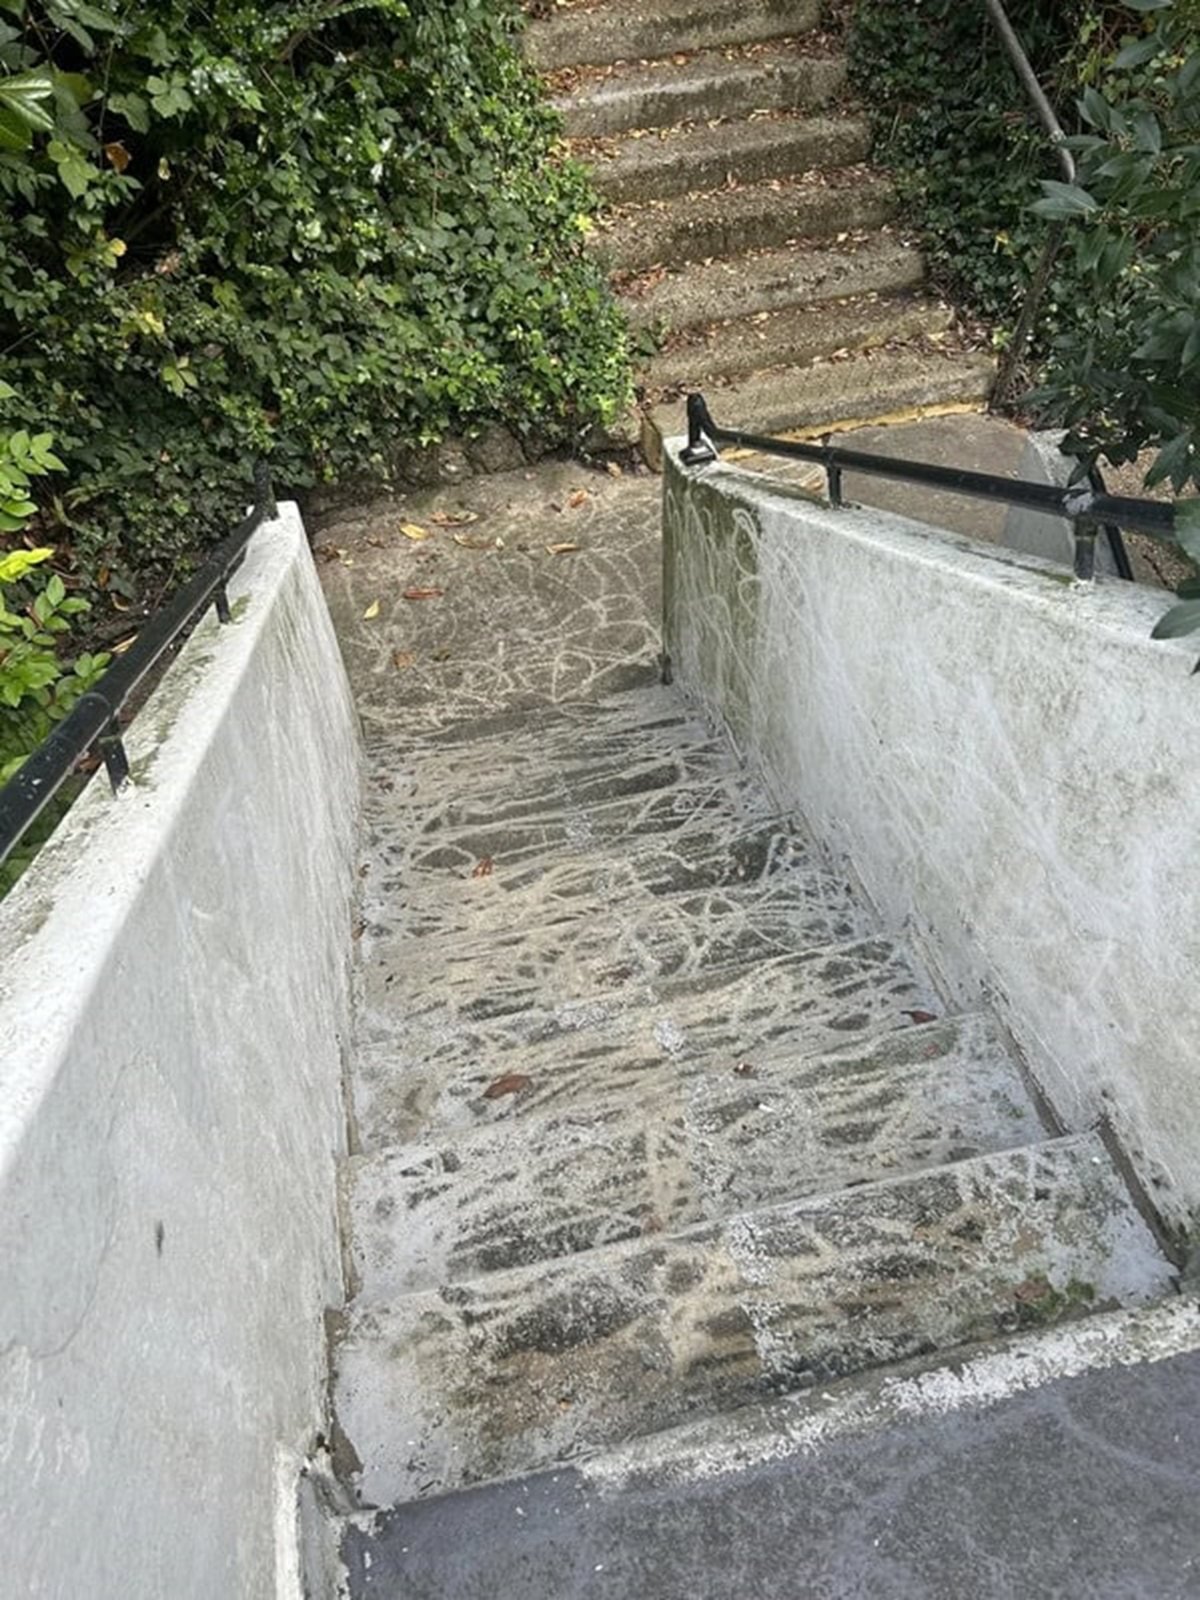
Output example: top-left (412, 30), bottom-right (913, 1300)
top-left (526, 0), bottom-right (820, 71)
top-left (623, 235), bottom-right (926, 333)
top-left (599, 172), bottom-right (895, 273)
top-left (339, 1299), bottom-right (1200, 1598)
top-left (557, 45), bottom-right (846, 138)
top-left (345, 1012), bottom-right (1047, 1299)
top-left (350, 935), bottom-right (939, 1149)
top-left (646, 296), bottom-right (952, 391)
top-left (332, 1130), bottom-right (1175, 1504)
top-left (588, 111), bottom-right (871, 205)
top-left (644, 347), bottom-right (997, 467)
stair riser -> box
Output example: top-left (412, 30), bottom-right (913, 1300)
top-left (624, 243), bottom-right (926, 333)
top-left (527, 0), bottom-right (820, 71)
top-left (560, 56), bottom-right (845, 139)
top-left (647, 301), bottom-right (951, 390)
top-left (602, 185), bottom-right (895, 273)
top-left (594, 119), bottom-right (871, 206)
top-left (333, 1135), bottom-right (1173, 1505)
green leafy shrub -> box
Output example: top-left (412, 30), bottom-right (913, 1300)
top-left (0, 0), bottom-right (631, 605)
top-left (1029, 0), bottom-right (1200, 496)
top-left (849, 0), bottom-right (1094, 338)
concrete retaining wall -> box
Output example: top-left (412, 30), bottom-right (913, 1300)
top-left (0, 506), bottom-right (361, 1598)
top-left (664, 446), bottom-right (1200, 1231)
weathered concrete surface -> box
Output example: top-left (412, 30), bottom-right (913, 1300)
top-left (314, 460), bottom-right (663, 733)
top-left (334, 1130), bottom-right (1171, 1504)
top-left (663, 445), bottom-right (1200, 1228)
top-left (525, 0), bottom-right (818, 71)
top-left (599, 173), bottom-right (896, 274)
top-left (557, 47), bottom-right (845, 139)
top-left (0, 507), bottom-right (360, 1599)
top-left (589, 112), bottom-right (871, 206)
top-left (342, 1299), bottom-right (1200, 1598)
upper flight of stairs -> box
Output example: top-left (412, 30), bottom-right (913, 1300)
top-left (329, 677), bottom-right (1176, 1559)
top-left (524, 0), bottom-right (995, 456)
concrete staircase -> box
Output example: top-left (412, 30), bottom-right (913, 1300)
top-left (328, 691), bottom-right (1174, 1589)
top-left (524, 0), bottom-right (996, 456)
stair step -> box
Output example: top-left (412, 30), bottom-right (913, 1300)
top-left (623, 235), bottom-right (926, 333)
top-left (588, 111), bottom-right (871, 205)
top-left (599, 172), bottom-right (894, 273)
top-left (526, 0), bottom-right (820, 71)
top-left (361, 858), bottom-right (872, 1024)
top-left (645, 347), bottom-right (997, 465)
top-left (346, 1012), bottom-right (1047, 1298)
top-left (557, 45), bottom-right (846, 138)
top-left (350, 935), bottom-right (938, 1150)
top-left (646, 296), bottom-right (952, 391)
top-left (332, 1131), bottom-right (1174, 1504)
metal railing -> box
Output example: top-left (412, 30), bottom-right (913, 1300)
top-left (678, 392), bottom-right (1174, 570)
top-left (0, 462), bottom-right (277, 871)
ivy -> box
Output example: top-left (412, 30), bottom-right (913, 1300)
top-left (0, 1), bottom-right (632, 610)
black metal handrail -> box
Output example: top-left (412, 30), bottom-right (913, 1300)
top-left (678, 392), bottom-right (1174, 572)
top-left (0, 462), bottom-right (277, 870)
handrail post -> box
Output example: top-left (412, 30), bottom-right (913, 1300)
top-left (680, 392), bottom-right (719, 466)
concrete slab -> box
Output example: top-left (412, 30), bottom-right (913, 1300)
top-left (342, 1303), bottom-right (1200, 1598)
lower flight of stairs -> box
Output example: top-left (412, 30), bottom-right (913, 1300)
top-left (523, 0), bottom-right (996, 459)
top-left (328, 678), bottom-right (1177, 1539)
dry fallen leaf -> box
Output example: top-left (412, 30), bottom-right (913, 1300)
top-left (400, 521), bottom-right (429, 541)
top-left (402, 586), bottom-right (444, 600)
top-left (482, 1072), bottom-right (532, 1100)
top-left (430, 509), bottom-right (479, 527)
top-left (546, 541), bottom-right (579, 555)
top-left (605, 461), bottom-right (623, 478)
top-left (362, 600), bottom-right (380, 619)
top-left (471, 856), bottom-right (494, 878)
top-left (453, 533), bottom-right (495, 549)
top-left (567, 489), bottom-right (588, 508)
top-left (392, 650), bottom-right (415, 670)
top-left (902, 1009), bottom-right (938, 1025)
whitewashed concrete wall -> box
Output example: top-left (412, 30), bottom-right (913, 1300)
top-left (664, 445), bottom-right (1200, 1232)
top-left (0, 506), bottom-right (360, 1599)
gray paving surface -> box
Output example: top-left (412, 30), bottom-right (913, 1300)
top-left (342, 1338), bottom-right (1200, 1599)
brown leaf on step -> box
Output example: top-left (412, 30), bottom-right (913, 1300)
top-left (482, 1072), bottom-right (532, 1100)
top-left (453, 533), bottom-right (495, 549)
top-left (351, 920), bottom-right (365, 941)
top-left (567, 489), bottom-right (588, 508)
top-left (429, 509), bottom-right (479, 527)
top-left (362, 600), bottom-right (380, 619)
top-left (605, 460), bottom-right (623, 477)
top-left (546, 541), bottom-right (579, 555)
top-left (733, 1061), bottom-right (756, 1077)
top-left (471, 856), bottom-right (494, 878)
top-left (392, 650), bottom-right (415, 670)
top-left (902, 1009), bottom-right (938, 1024)
top-left (400, 521), bottom-right (430, 540)
top-left (402, 586), bottom-right (444, 600)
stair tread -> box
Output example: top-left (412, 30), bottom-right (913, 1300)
top-left (351, 934), bottom-right (938, 1149)
top-left (558, 45), bottom-right (846, 138)
top-left (622, 234), bottom-right (925, 332)
top-left (346, 1012), bottom-right (1047, 1298)
top-left (332, 1130), bottom-right (1175, 1504)
top-left (526, 0), bottom-right (820, 71)
top-left (646, 295), bottom-right (952, 391)
top-left (587, 110), bottom-right (871, 204)
top-left (598, 171), bottom-right (894, 272)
